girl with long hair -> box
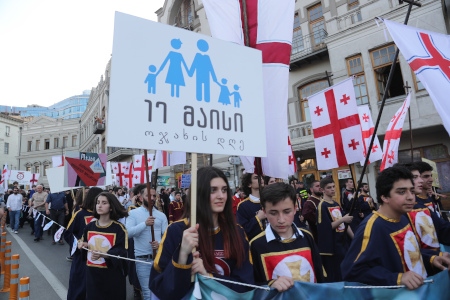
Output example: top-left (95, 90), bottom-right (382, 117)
top-left (65, 187), bottom-right (102, 300)
top-left (78, 192), bottom-right (129, 300)
top-left (150, 166), bottom-right (254, 299)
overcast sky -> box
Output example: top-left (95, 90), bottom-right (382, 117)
top-left (0, 0), bottom-right (165, 107)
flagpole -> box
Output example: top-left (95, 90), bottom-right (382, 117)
top-left (404, 82), bottom-right (413, 162)
top-left (348, 0), bottom-right (421, 216)
top-left (190, 153), bottom-right (198, 283)
top-left (144, 150), bottom-right (156, 258)
top-left (241, 0), bottom-right (250, 47)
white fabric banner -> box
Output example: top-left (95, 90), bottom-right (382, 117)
top-left (153, 150), bottom-right (186, 170)
top-left (380, 94), bottom-right (411, 171)
top-left (384, 19), bottom-right (450, 137)
top-left (203, 0), bottom-right (296, 178)
top-left (357, 105), bottom-right (383, 165)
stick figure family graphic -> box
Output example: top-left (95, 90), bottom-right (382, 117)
top-left (144, 38), bottom-right (242, 108)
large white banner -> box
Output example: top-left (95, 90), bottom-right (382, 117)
top-left (108, 12), bottom-right (266, 157)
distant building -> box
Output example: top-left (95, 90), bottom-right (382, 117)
top-left (0, 90), bottom-right (90, 120)
top-left (0, 113), bottom-right (23, 171)
top-left (18, 116), bottom-right (80, 187)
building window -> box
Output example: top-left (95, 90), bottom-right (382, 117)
top-left (35, 165), bottom-right (40, 174)
top-left (27, 141), bottom-right (32, 152)
top-left (175, 0), bottom-right (195, 28)
top-left (298, 80), bottom-right (329, 122)
top-left (5, 126), bottom-right (10, 136)
top-left (26, 166), bottom-right (31, 172)
top-left (72, 135), bottom-right (77, 147)
top-left (308, 3), bottom-right (326, 48)
top-left (348, 0), bottom-right (359, 6)
top-left (45, 139), bottom-right (50, 150)
top-left (63, 136), bottom-right (68, 148)
top-left (4, 142), bottom-right (9, 154)
top-left (370, 44), bottom-right (405, 100)
top-left (43, 165), bottom-right (48, 176)
top-left (54, 138), bottom-right (59, 149)
top-left (412, 72), bottom-right (425, 91)
top-left (347, 55), bottom-right (369, 105)
top-left (292, 13), bottom-right (304, 56)
top-left (35, 140), bottom-right (40, 151)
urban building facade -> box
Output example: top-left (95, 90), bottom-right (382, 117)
top-left (18, 116), bottom-right (80, 187)
top-left (0, 114), bottom-right (23, 171)
top-left (154, 0), bottom-right (450, 203)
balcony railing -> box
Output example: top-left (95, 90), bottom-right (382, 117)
top-left (290, 29), bottom-right (328, 63)
top-left (93, 121), bottom-right (105, 134)
top-left (288, 121), bottom-right (315, 151)
top-left (107, 147), bottom-right (138, 162)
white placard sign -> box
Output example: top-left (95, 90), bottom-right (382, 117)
top-left (108, 12), bottom-right (266, 157)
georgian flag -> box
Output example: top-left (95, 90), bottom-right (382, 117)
top-left (384, 19), bottom-right (450, 137)
top-left (111, 162), bottom-right (129, 186)
top-left (380, 94), bottom-right (411, 171)
top-left (357, 105), bottom-right (383, 165)
top-left (307, 77), bottom-right (364, 170)
top-left (203, 0), bottom-right (296, 178)
top-left (132, 155), bottom-right (153, 185)
top-left (153, 150), bottom-right (186, 170)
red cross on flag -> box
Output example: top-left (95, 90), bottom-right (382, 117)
top-left (357, 105), bottom-right (383, 165)
top-left (111, 162), bottom-right (129, 187)
top-left (1, 164), bottom-right (10, 188)
top-left (380, 94), bottom-right (411, 171)
top-left (153, 150), bottom-right (186, 170)
top-left (132, 155), bottom-right (152, 186)
top-left (308, 77), bottom-right (364, 170)
top-left (30, 173), bottom-right (40, 186)
top-left (384, 19), bottom-right (450, 137)
top-left (202, 0), bottom-right (296, 178)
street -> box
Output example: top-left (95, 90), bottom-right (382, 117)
top-left (1, 226), bottom-right (135, 299)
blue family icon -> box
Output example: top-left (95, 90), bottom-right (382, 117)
top-left (144, 65), bottom-right (157, 94)
top-left (187, 39), bottom-right (217, 103)
top-left (217, 78), bottom-right (231, 106)
top-left (146, 38), bottom-right (243, 108)
top-left (156, 38), bottom-right (189, 98)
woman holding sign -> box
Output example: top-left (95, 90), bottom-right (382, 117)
top-left (150, 166), bottom-right (254, 299)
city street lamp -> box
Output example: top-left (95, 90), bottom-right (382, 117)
top-left (18, 126), bottom-right (22, 170)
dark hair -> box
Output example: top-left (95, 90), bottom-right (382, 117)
top-left (183, 166), bottom-right (244, 272)
top-left (175, 191), bottom-right (181, 196)
top-left (133, 184), bottom-right (147, 196)
top-left (320, 177), bottom-right (334, 189)
top-left (413, 161), bottom-right (433, 174)
top-left (376, 166), bottom-right (413, 204)
top-left (345, 178), bottom-right (354, 184)
top-left (83, 187), bottom-right (103, 211)
top-left (93, 192), bottom-right (128, 220)
top-left (359, 182), bottom-right (368, 191)
top-left (241, 173), bottom-right (253, 196)
top-left (261, 182), bottom-right (296, 208)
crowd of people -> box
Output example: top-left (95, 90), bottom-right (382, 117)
top-left (0, 161), bottom-right (449, 299)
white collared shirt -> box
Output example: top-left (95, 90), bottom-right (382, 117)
top-left (265, 224), bottom-right (304, 243)
top-left (249, 194), bottom-right (260, 202)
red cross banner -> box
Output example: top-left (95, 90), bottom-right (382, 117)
top-left (30, 173), bottom-right (40, 186)
top-left (357, 105), bottom-right (383, 165)
top-left (132, 154), bottom-right (152, 186)
top-left (9, 170), bottom-right (33, 185)
top-left (202, 0), bottom-right (296, 178)
top-left (307, 77), bottom-right (364, 170)
top-left (111, 162), bottom-right (129, 187)
top-left (384, 19), bottom-right (450, 137)
top-left (1, 164), bottom-right (10, 189)
top-left (380, 94), bottom-right (411, 171)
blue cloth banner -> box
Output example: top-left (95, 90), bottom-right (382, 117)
top-left (183, 271), bottom-right (450, 300)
